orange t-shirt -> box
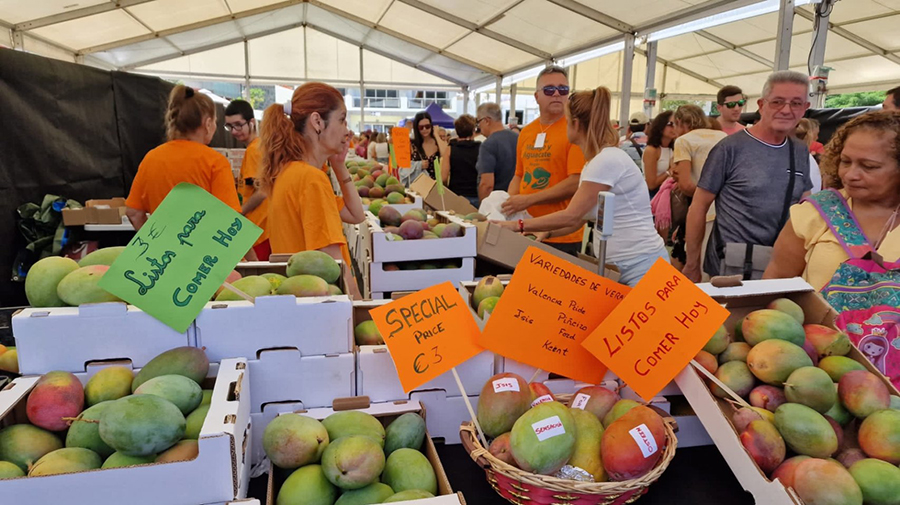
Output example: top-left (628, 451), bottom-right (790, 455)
top-left (238, 138), bottom-right (269, 246)
top-left (269, 161), bottom-right (351, 266)
top-left (126, 140), bottom-right (241, 214)
top-left (516, 118), bottom-right (586, 243)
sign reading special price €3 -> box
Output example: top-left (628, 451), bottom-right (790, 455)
top-left (582, 259), bottom-right (729, 401)
top-left (99, 183), bottom-right (261, 333)
top-left (368, 282), bottom-right (483, 393)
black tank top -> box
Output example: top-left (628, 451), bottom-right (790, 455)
top-left (448, 140), bottom-right (481, 198)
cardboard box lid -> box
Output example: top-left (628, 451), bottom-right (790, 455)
top-left (473, 221), bottom-right (603, 274)
top-left (409, 174), bottom-right (478, 216)
top-left (86, 197), bottom-right (126, 208)
top-left (698, 277), bottom-right (814, 299)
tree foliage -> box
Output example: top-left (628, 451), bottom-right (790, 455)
top-left (248, 88), bottom-right (266, 110)
top-left (824, 91), bottom-right (886, 108)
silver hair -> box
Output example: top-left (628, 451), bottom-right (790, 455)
top-left (477, 102), bottom-right (502, 122)
top-left (536, 65), bottom-right (568, 84)
top-left (761, 70), bottom-right (809, 100)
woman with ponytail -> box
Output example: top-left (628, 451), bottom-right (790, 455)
top-left (126, 85), bottom-right (241, 231)
top-left (261, 82), bottom-right (365, 298)
top-left (497, 87), bottom-right (668, 286)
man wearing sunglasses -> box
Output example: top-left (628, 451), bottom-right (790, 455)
top-left (475, 102), bottom-right (517, 202)
top-left (715, 85), bottom-right (747, 136)
top-left (501, 66), bottom-right (586, 256)
top-left (225, 99), bottom-right (269, 260)
top-left (684, 71), bottom-right (813, 282)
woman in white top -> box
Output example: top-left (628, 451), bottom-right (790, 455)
top-left (643, 110), bottom-right (676, 197)
top-left (496, 86), bottom-right (669, 286)
top-left (368, 132), bottom-right (390, 164)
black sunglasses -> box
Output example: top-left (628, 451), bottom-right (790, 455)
top-left (721, 99), bottom-right (746, 109)
top-left (541, 85), bottom-right (570, 97)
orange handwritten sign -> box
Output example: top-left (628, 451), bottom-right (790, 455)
top-left (479, 246), bottom-right (629, 384)
top-left (369, 282), bottom-right (483, 393)
top-left (582, 259), bottom-right (729, 401)
top-left (391, 127), bottom-right (412, 168)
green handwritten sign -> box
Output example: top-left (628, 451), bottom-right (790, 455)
top-left (99, 183), bottom-right (261, 332)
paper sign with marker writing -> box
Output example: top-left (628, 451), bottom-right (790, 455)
top-left (479, 246), bottom-right (630, 384)
top-left (368, 282), bottom-right (483, 393)
top-left (391, 127), bottom-right (411, 168)
top-left (582, 259), bottom-right (729, 402)
top-left (99, 183), bottom-right (261, 333)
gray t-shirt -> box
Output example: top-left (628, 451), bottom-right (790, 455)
top-left (476, 129), bottom-right (518, 193)
top-left (698, 129), bottom-right (812, 276)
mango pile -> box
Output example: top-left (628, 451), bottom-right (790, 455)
top-left (347, 161), bottom-right (415, 209)
top-left (375, 207), bottom-right (467, 242)
top-left (0, 347), bottom-right (211, 477)
top-left (215, 250), bottom-right (344, 301)
top-left (263, 410), bottom-right (438, 504)
top-left (478, 373), bottom-right (668, 482)
top-left (354, 320), bottom-right (383, 346)
top-left (471, 275), bottom-right (505, 319)
top-left (696, 297), bottom-right (900, 505)
top-left (0, 344), bottom-right (18, 374)
top-left (25, 248), bottom-right (126, 307)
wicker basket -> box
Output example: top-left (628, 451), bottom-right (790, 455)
top-left (459, 401), bottom-right (678, 505)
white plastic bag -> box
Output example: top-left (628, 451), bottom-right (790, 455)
top-left (479, 191), bottom-right (531, 221)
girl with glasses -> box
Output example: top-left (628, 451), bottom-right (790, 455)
top-left (411, 111), bottom-right (448, 179)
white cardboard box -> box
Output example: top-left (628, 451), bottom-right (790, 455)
top-left (365, 211), bottom-right (476, 263)
top-left (247, 349), bottom-right (355, 412)
top-left (357, 347), bottom-right (494, 403)
top-left (195, 295), bottom-right (354, 359)
top-left (0, 359), bottom-right (251, 505)
top-left (266, 399), bottom-right (466, 504)
top-left (368, 257), bottom-right (475, 294)
top-left (12, 302), bottom-right (194, 375)
top-left (675, 277), bottom-right (900, 504)
top-left (381, 190), bottom-right (424, 216)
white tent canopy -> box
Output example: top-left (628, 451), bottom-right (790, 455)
top-left (2, 0), bottom-right (899, 105)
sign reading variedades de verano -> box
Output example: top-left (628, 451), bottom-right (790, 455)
top-left (100, 183), bottom-right (261, 333)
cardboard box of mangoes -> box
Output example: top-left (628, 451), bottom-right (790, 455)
top-left (265, 397), bottom-right (466, 504)
top-left (0, 357), bottom-right (250, 505)
top-left (675, 277), bottom-right (900, 505)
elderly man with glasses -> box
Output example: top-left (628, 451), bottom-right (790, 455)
top-left (683, 71), bottom-right (814, 282)
top-left (500, 65), bottom-right (586, 256)
top-left (475, 102), bottom-right (518, 202)
top-left (715, 85), bottom-right (748, 135)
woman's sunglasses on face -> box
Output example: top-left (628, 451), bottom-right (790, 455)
top-left (419, 123), bottom-right (432, 131)
top-left (541, 85), bottom-right (570, 97)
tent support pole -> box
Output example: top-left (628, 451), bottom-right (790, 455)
top-left (774, 0), bottom-right (794, 70)
top-left (462, 86), bottom-right (469, 115)
top-left (619, 33), bottom-right (635, 135)
top-left (243, 40), bottom-right (251, 100)
top-left (644, 41), bottom-right (657, 118)
top-left (359, 46), bottom-right (365, 134)
top-left (509, 84), bottom-right (517, 127)
top-left (809, 0), bottom-right (834, 108)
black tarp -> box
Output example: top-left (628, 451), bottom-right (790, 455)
top-left (0, 49), bottom-right (173, 305)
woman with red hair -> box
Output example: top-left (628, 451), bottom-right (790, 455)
top-left (261, 82), bottom-right (366, 298)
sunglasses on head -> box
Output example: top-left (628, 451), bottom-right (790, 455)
top-left (721, 99), bottom-right (746, 109)
top-left (418, 124), bottom-right (432, 131)
top-left (541, 85), bottom-right (570, 97)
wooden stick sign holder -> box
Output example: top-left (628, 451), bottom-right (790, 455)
top-left (220, 282), bottom-right (255, 303)
top-left (452, 368), bottom-right (488, 447)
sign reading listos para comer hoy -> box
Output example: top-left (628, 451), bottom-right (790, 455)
top-left (100, 183), bottom-right (261, 332)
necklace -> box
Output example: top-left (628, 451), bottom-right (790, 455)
top-left (873, 202), bottom-right (900, 250)
top-left (539, 117), bottom-right (561, 134)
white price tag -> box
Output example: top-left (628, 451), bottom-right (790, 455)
top-left (492, 378), bottom-right (520, 393)
top-left (534, 133), bottom-right (546, 149)
top-left (531, 395), bottom-right (554, 408)
top-left (532, 415), bottom-right (566, 442)
top-left (629, 423), bottom-right (659, 458)
top-left (571, 393), bottom-right (591, 410)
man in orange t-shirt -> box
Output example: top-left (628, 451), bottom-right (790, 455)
top-left (502, 66), bottom-right (585, 256)
top-left (226, 100), bottom-right (270, 260)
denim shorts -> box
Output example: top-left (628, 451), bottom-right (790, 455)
top-left (613, 248), bottom-right (671, 287)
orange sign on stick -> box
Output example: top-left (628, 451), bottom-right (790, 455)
top-left (582, 259), bottom-right (730, 402)
top-left (391, 127), bottom-right (412, 168)
top-left (369, 282), bottom-right (483, 393)
top-left (479, 246), bottom-right (630, 384)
